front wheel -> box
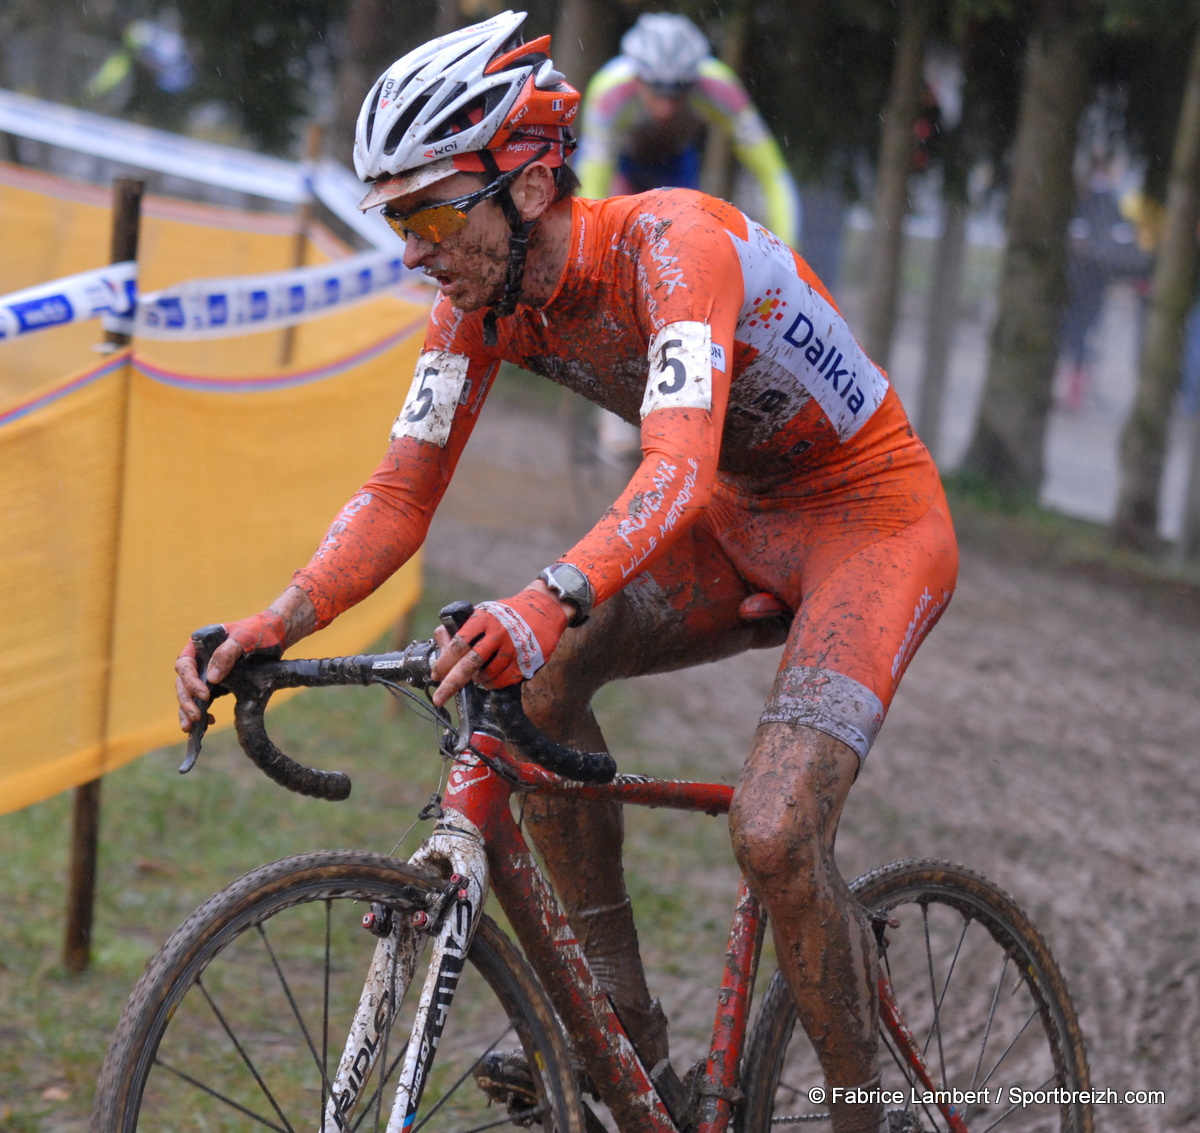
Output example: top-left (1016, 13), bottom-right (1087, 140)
top-left (91, 849), bottom-right (586, 1133)
top-left (740, 859), bottom-right (1092, 1133)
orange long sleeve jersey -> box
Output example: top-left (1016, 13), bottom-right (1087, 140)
top-left (292, 190), bottom-right (928, 627)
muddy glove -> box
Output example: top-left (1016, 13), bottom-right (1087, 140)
top-left (454, 589), bottom-right (569, 689)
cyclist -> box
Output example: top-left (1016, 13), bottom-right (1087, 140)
top-left (176, 14), bottom-right (957, 1133)
top-left (576, 12), bottom-right (800, 248)
top-left (577, 12), bottom-right (802, 471)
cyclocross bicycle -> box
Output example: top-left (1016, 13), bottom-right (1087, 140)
top-left (91, 603), bottom-right (1093, 1133)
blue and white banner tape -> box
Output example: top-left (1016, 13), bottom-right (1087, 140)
top-left (135, 249), bottom-right (410, 339)
top-left (0, 261), bottom-right (136, 340)
top-left (0, 88), bottom-right (394, 250)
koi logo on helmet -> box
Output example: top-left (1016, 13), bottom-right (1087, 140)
top-left (423, 139), bottom-right (461, 159)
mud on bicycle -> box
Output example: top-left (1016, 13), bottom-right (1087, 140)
top-left (91, 604), bottom-right (1093, 1133)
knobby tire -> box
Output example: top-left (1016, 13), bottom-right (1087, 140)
top-left (91, 849), bottom-right (586, 1133)
top-left (739, 859), bottom-right (1092, 1133)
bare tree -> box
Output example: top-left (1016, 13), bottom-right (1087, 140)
top-left (860, 0), bottom-right (936, 368)
top-left (959, 0), bottom-right (1093, 497)
top-left (1113, 14), bottom-right (1200, 554)
top-left (699, 0), bottom-right (753, 203)
top-left (552, 0), bottom-right (623, 95)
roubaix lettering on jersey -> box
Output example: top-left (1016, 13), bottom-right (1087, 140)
top-left (728, 222), bottom-right (888, 440)
top-left (640, 321), bottom-right (714, 418)
top-left (391, 350), bottom-right (470, 447)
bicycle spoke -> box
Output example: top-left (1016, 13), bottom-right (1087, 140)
top-left (968, 952), bottom-right (1010, 1095)
top-left (411, 1025), bottom-right (514, 1133)
top-left (978, 1073), bottom-right (1056, 1133)
top-left (919, 903), bottom-right (952, 1089)
top-left (151, 1057), bottom-right (290, 1132)
top-left (977, 1004), bottom-right (1041, 1091)
top-left (256, 922), bottom-right (334, 1100)
top-left (924, 910), bottom-right (970, 1063)
top-left (197, 977), bottom-right (298, 1133)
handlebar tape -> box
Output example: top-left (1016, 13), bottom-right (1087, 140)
top-left (231, 688), bottom-right (352, 801)
top-left (489, 686), bottom-right (617, 784)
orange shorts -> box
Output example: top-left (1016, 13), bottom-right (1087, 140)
top-left (630, 456), bottom-right (958, 763)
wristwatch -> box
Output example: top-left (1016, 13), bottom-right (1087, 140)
top-left (537, 563), bottom-right (595, 627)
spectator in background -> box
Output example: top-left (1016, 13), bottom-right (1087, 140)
top-left (1057, 163), bottom-right (1148, 412)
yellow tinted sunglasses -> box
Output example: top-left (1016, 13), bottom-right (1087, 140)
top-left (378, 144), bottom-right (553, 244)
top-left (381, 176), bottom-right (509, 244)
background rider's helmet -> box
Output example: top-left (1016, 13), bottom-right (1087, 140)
top-left (620, 13), bottom-right (710, 91)
top-left (355, 10), bottom-right (579, 210)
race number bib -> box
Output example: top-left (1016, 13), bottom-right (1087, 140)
top-left (391, 351), bottom-right (470, 446)
top-left (640, 321), bottom-right (714, 418)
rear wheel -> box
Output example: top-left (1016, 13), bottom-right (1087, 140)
top-left (91, 850), bottom-right (585, 1133)
top-left (740, 859), bottom-right (1092, 1133)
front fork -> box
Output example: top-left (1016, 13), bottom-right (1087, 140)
top-left (320, 818), bottom-right (490, 1133)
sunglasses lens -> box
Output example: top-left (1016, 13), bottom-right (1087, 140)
top-left (384, 203), bottom-right (471, 244)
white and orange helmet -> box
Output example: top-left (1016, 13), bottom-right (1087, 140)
top-left (355, 11), bottom-right (579, 210)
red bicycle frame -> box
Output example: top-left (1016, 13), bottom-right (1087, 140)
top-left (439, 726), bottom-right (968, 1133)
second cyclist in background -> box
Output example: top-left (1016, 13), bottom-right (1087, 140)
top-left (576, 12), bottom-right (800, 246)
top-left (575, 12), bottom-right (803, 468)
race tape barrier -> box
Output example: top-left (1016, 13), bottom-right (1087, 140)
top-left (0, 250), bottom-right (422, 342)
top-left (0, 86), bottom-right (394, 249)
top-left (136, 249), bottom-right (408, 339)
top-left (0, 261), bottom-right (136, 340)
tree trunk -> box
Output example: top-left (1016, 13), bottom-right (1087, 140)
top-left (700, 0), bottom-right (752, 203)
top-left (332, 0), bottom-right (402, 168)
top-left (1113, 16), bottom-right (1200, 554)
top-left (860, 0), bottom-right (935, 368)
top-left (918, 201), bottom-right (967, 458)
top-left (959, 3), bottom-right (1092, 497)
top-left (552, 0), bottom-right (624, 96)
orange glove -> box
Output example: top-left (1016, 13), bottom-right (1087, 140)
top-left (178, 610), bottom-right (286, 681)
top-left (455, 589), bottom-right (569, 688)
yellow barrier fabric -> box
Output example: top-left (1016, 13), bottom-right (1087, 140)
top-left (0, 163), bottom-right (431, 815)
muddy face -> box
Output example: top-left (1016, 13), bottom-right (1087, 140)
top-left (392, 174), bottom-right (512, 312)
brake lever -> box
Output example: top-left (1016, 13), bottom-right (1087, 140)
top-left (179, 623), bottom-right (229, 774)
top-left (438, 601), bottom-right (479, 757)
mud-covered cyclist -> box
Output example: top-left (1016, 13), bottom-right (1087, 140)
top-left (175, 14), bottom-right (958, 1133)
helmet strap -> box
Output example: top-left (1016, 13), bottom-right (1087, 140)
top-left (478, 145), bottom-right (549, 347)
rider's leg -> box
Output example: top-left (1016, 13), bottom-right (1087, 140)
top-left (728, 724), bottom-right (881, 1133)
top-left (519, 529), bottom-right (784, 1066)
top-left (716, 486), bottom-right (958, 1133)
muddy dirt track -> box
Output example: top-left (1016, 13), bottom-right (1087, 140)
top-left (424, 386), bottom-right (1200, 1133)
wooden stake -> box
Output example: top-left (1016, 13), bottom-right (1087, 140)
top-left (64, 176), bottom-right (144, 974)
top-left (279, 123), bottom-right (324, 367)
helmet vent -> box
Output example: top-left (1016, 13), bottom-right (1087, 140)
top-left (363, 78), bottom-right (384, 148)
top-left (384, 80), bottom-right (442, 154)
